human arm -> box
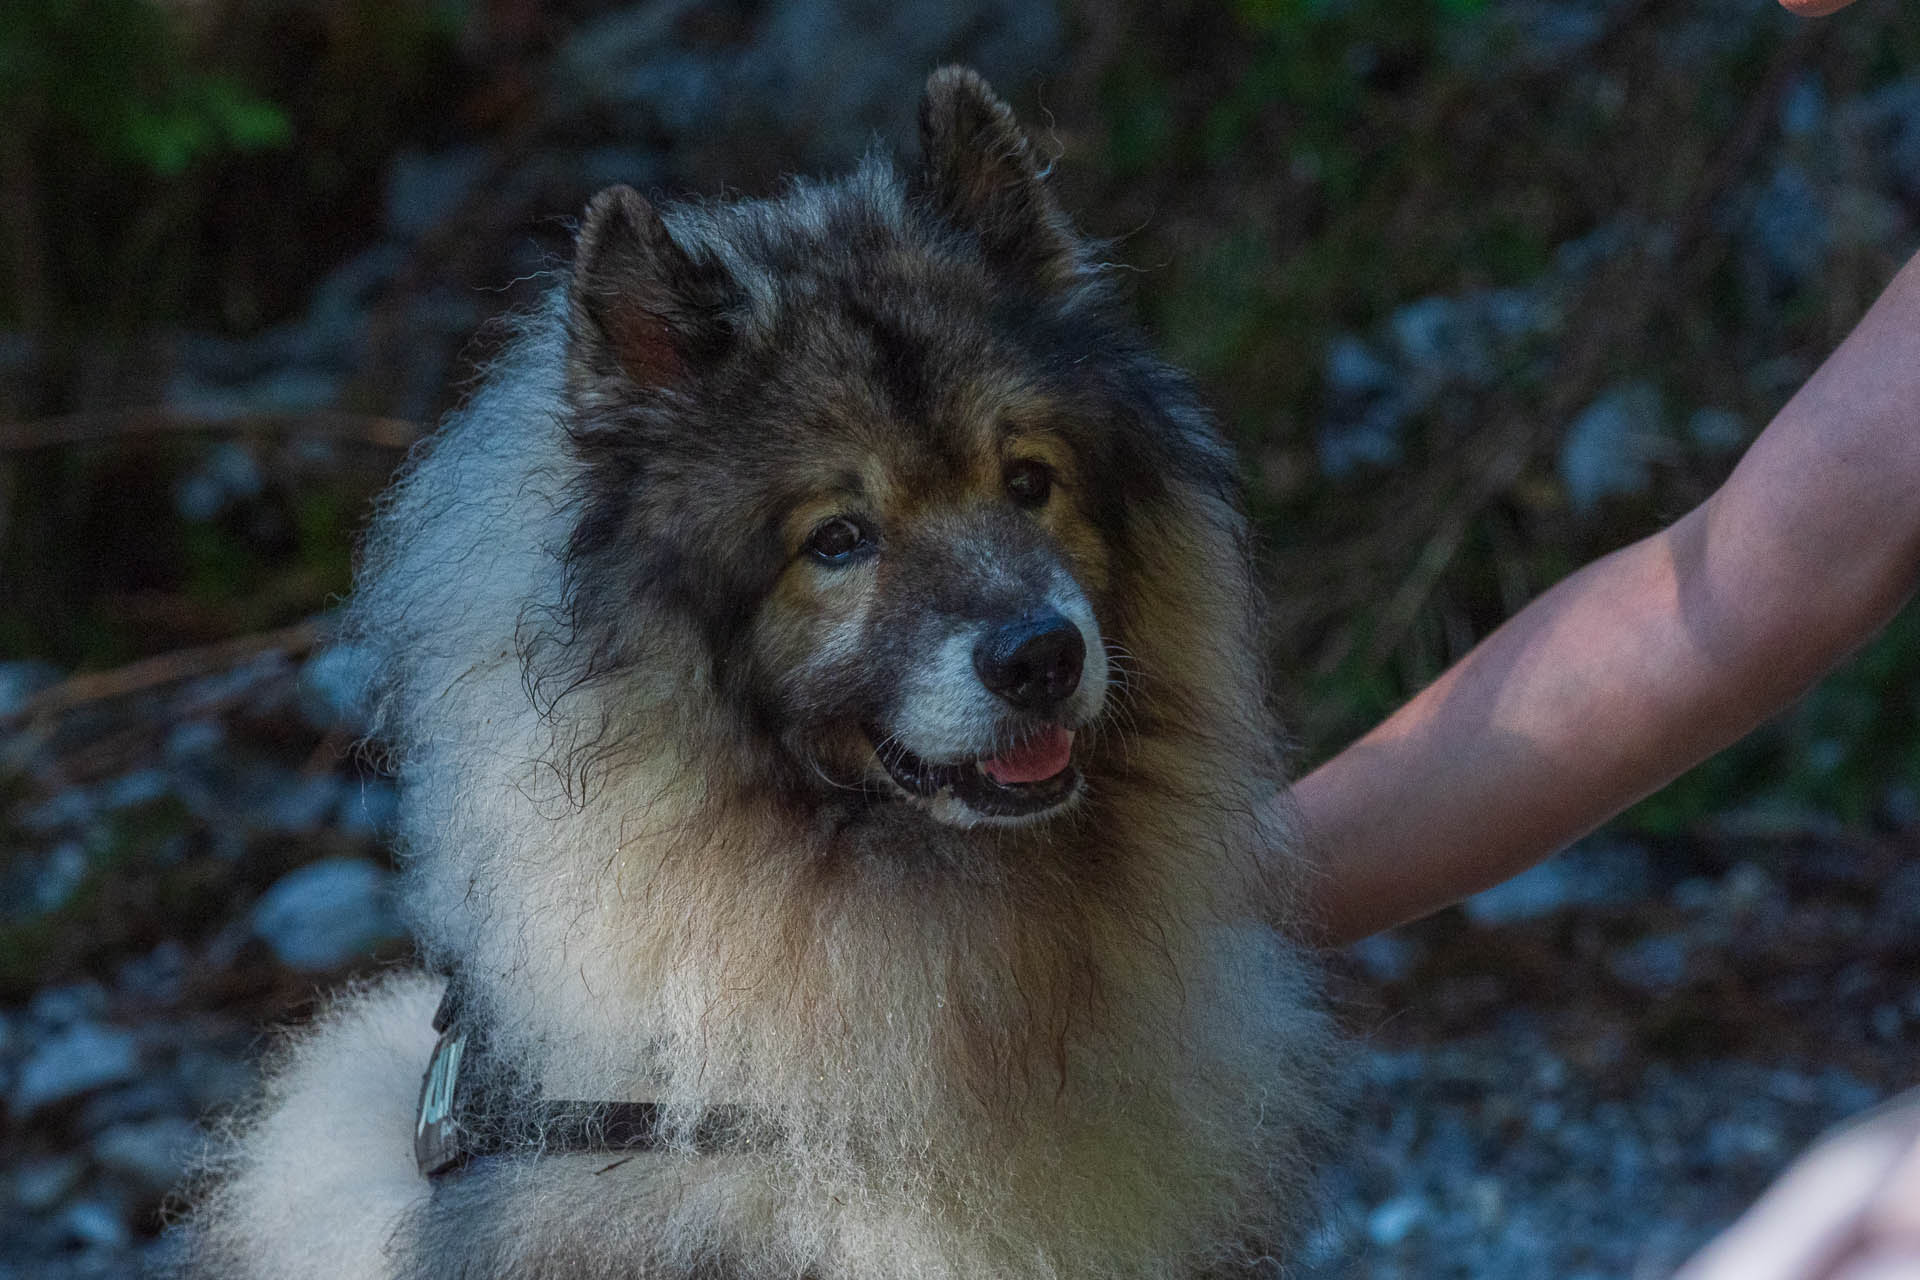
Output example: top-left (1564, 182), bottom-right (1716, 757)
top-left (1293, 246), bottom-right (1920, 946)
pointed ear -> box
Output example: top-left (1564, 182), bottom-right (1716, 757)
top-left (567, 185), bottom-right (737, 400)
top-left (915, 66), bottom-right (1081, 291)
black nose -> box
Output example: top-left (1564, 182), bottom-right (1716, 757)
top-left (973, 611), bottom-right (1085, 711)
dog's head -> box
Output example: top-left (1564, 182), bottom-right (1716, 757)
top-left (553, 69), bottom-right (1239, 832)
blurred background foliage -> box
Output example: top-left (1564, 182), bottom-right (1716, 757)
top-left (2, 0), bottom-right (1918, 847)
top-left (1069, 0), bottom-right (1920, 836)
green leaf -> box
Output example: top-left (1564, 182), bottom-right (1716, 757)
top-left (200, 77), bottom-right (292, 151)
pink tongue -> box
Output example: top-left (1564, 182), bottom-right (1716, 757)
top-left (983, 727), bottom-right (1074, 785)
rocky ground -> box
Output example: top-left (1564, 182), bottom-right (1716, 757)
top-left (2, 636), bottom-right (1914, 1277)
top-left (3, 0), bottom-right (1919, 1275)
top-left (1308, 837), bottom-right (1919, 1277)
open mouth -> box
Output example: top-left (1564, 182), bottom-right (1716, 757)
top-left (869, 725), bottom-right (1081, 819)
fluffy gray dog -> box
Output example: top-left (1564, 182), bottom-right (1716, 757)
top-left (176, 67), bottom-right (1337, 1280)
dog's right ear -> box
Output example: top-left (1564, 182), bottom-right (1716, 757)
top-left (915, 67), bottom-right (1082, 293)
top-left (567, 186), bottom-right (736, 401)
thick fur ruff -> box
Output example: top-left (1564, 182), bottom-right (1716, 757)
top-left (176, 69), bottom-right (1338, 1280)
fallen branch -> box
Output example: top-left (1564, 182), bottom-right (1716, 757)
top-left (3, 618), bottom-right (325, 728)
top-left (0, 410), bottom-right (419, 453)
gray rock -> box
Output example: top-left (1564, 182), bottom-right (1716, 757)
top-left (1685, 407), bottom-right (1746, 454)
top-left (1347, 931), bottom-right (1420, 984)
top-left (1872, 861), bottom-right (1920, 939)
top-left (261, 772), bottom-right (345, 835)
top-left (1746, 163), bottom-right (1828, 290)
top-left (1705, 1118), bottom-right (1784, 1168)
top-left (1318, 405), bottom-right (1406, 476)
top-left (162, 719), bottom-right (224, 764)
top-left (173, 754), bottom-right (322, 833)
top-left (1558, 381), bottom-right (1664, 512)
top-left (1388, 294), bottom-right (1492, 387)
top-left (115, 940), bottom-right (188, 1007)
top-left (1720, 862), bottom-right (1782, 917)
top-left (554, 1), bottom-right (703, 115)
top-left (55, 1200), bottom-right (128, 1251)
top-left (163, 373), bottom-right (248, 420)
top-left (173, 441), bottom-right (265, 522)
top-left (172, 330), bottom-right (275, 385)
top-left (29, 983), bottom-right (109, 1031)
top-left (248, 367), bottom-right (345, 413)
top-left (1830, 183), bottom-right (1905, 251)
top-left (385, 146), bottom-right (492, 240)
top-left (337, 779), bottom-right (400, 838)
top-left (18, 785), bottom-right (99, 833)
top-left (1502, 1), bottom-right (1608, 65)
top-left (9, 1024), bottom-right (142, 1122)
top-left (601, 49), bottom-right (725, 136)
top-left (1482, 285), bottom-right (1557, 340)
top-left (303, 242), bottom-right (408, 345)
top-left (297, 643), bottom-right (377, 731)
top-left (1464, 839), bottom-right (1653, 924)
top-left (12, 1153), bottom-right (85, 1213)
top-left (1318, 334), bottom-right (1407, 475)
top-left (1552, 219), bottom-right (1634, 276)
top-left (100, 769), bottom-right (170, 812)
top-left (175, 1048), bottom-right (257, 1113)
top-left (387, 288), bottom-right (486, 422)
top-left (0, 330), bottom-right (37, 391)
top-left (26, 841), bottom-right (88, 916)
top-left (558, 0), bottom-right (1061, 167)
top-left (1366, 1193), bottom-right (1430, 1247)
top-left (578, 146), bottom-right (666, 191)
top-left (0, 659), bottom-right (61, 718)
top-left (1815, 1069), bottom-right (1880, 1115)
top-left (250, 857), bottom-right (402, 971)
top-left (144, 1230), bottom-right (193, 1276)
top-left (79, 1078), bottom-right (184, 1133)
top-left (1781, 73), bottom-right (1825, 140)
top-left (1324, 334), bottom-right (1395, 404)
top-left (1884, 783), bottom-right (1918, 830)
top-left (93, 1117), bottom-right (202, 1199)
top-left (1670, 876), bottom-right (1718, 913)
top-left (1608, 933), bottom-right (1691, 992)
top-left (174, 642), bottom-right (300, 711)
top-left (1854, 76), bottom-right (1920, 203)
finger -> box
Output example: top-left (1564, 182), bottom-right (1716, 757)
top-left (1824, 1256), bottom-right (1920, 1280)
top-left (1777, 0), bottom-right (1860, 15)
top-left (1864, 1130), bottom-right (1920, 1241)
top-left (1677, 1122), bottom-right (1912, 1280)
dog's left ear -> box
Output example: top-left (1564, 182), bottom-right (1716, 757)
top-left (567, 185), bottom-right (738, 403)
top-left (915, 67), bottom-right (1082, 292)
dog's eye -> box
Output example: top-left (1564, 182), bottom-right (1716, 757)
top-left (1004, 459), bottom-right (1052, 507)
top-left (805, 516), bottom-right (871, 564)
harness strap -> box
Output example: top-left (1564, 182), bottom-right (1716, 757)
top-left (414, 982), bottom-right (760, 1178)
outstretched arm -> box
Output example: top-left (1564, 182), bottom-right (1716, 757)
top-left (1294, 247), bottom-right (1920, 946)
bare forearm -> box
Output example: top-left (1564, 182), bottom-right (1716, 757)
top-left (1294, 527), bottom-right (1759, 945)
top-left (1297, 250), bottom-right (1920, 945)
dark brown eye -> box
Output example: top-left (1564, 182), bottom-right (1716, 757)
top-left (1004, 459), bottom-right (1052, 507)
top-left (805, 516), bottom-right (872, 565)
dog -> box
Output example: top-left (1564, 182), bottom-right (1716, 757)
top-left (175, 67), bottom-right (1337, 1279)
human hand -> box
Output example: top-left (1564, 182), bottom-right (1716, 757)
top-left (1778, 0), bottom-right (1860, 15)
top-left (1677, 1090), bottom-right (1920, 1280)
